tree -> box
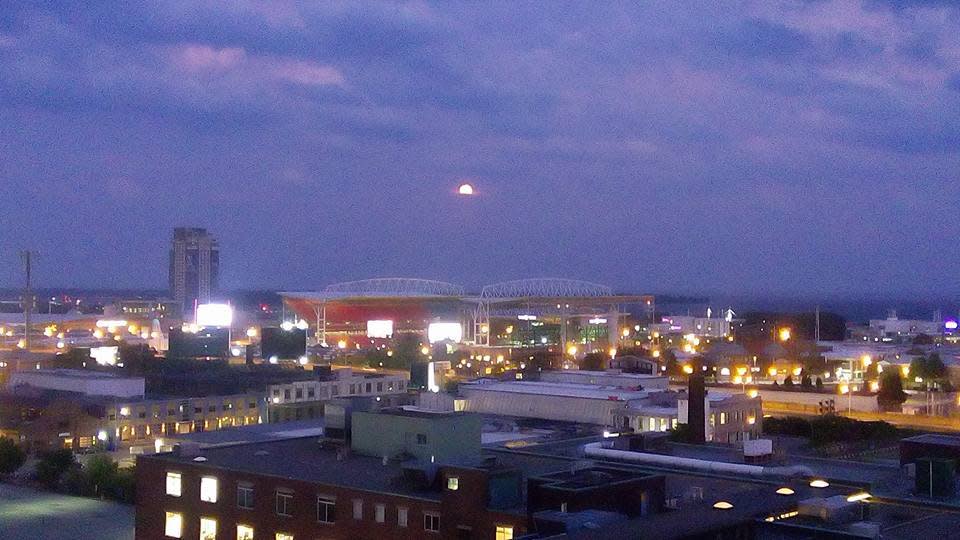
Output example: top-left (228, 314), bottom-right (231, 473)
top-left (35, 448), bottom-right (76, 488)
top-left (801, 373), bottom-right (813, 389)
top-left (815, 377), bottom-right (824, 392)
top-left (877, 371), bottom-right (907, 412)
top-left (913, 333), bottom-right (934, 345)
top-left (85, 454), bottom-right (119, 498)
top-left (910, 353), bottom-right (947, 387)
top-left (580, 352), bottom-right (607, 371)
top-left (0, 437), bottom-right (25, 475)
top-left (661, 349), bottom-right (679, 376)
top-left (783, 376), bottom-right (795, 389)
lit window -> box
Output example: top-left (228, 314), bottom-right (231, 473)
top-left (447, 477), bottom-right (459, 491)
top-left (424, 512), bottom-right (440, 532)
top-left (200, 477), bottom-right (218, 503)
top-left (495, 525), bottom-right (515, 540)
top-left (166, 472), bottom-right (182, 497)
top-left (720, 412), bottom-right (727, 425)
top-left (236, 524), bottom-right (254, 540)
top-left (375, 503), bottom-right (385, 523)
top-left (164, 512), bottom-right (183, 538)
top-left (353, 499), bottom-right (363, 520)
top-left (398, 507), bottom-right (408, 528)
top-left (317, 496), bottom-right (336, 523)
top-left (199, 517), bottom-right (217, 540)
top-left (276, 534), bottom-right (293, 540)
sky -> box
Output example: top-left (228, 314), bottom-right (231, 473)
top-left (1, 1), bottom-right (959, 299)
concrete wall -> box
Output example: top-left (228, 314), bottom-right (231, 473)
top-left (539, 370), bottom-right (668, 390)
top-left (757, 389), bottom-right (877, 412)
top-left (460, 387), bottom-right (631, 425)
top-left (351, 411), bottom-right (482, 463)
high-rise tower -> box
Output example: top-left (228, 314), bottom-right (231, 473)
top-left (169, 228), bottom-right (219, 312)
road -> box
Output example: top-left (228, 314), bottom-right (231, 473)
top-left (0, 483), bottom-right (134, 540)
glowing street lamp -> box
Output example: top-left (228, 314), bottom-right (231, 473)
top-left (778, 328), bottom-right (791, 342)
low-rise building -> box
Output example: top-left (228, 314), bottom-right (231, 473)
top-left (8, 369), bottom-right (145, 399)
top-left (265, 368), bottom-right (409, 423)
top-left (106, 393), bottom-right (266, 451)
top-left (135, 407), bottom-right (667, 540)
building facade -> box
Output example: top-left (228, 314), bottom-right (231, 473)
top-left (169, 228), bottom-right (220, 311)
top-left (265, 369), bottom-right (409, 423)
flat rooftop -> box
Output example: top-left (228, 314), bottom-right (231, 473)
top-left (462, 381), bottom-right (650, 401)
top-left (901, 433), bottom-right (960, 448)
top-left (14, 369), bottom-right (140, 381)
top-left (545, 370), bottom-right (663, 380)
top-left (146, 437), bottom-right (450, 500)
top-left (164, 419), bottom-right (325, 447)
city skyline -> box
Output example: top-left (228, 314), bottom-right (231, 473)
top-left (2, 2), bottom-right (960, 298)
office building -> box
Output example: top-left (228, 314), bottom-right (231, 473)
top-left (169, 228), bottom-right (220, 311)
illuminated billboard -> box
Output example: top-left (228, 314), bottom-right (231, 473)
top-left (366, 320), bottom-right (394, 339)
top-left (427, 322), bottom-right (462, 343)
top-left (90, 346), bottom-right (119, 366)
top-left (196, 303), bottom-right (233, 328)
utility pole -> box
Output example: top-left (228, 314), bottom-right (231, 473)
top-left (20, 250), bottom-right (37, 351)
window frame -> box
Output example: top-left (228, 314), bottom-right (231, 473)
top-left (275, 489), bottom-right (294, 517)
top-left (164, 511), bottom-right (183, 539)
top-left (374, 503), bottom-right (385, 523)
top-left (352, 498), bottom-right (363, 520)
top-left (423, 512), bottom-right (441, 533)
top-left (199, 476), bottom-right (218, 503)
top-left (317, 495), bottom-right (336, 524)
top-left (165, 471), bottom-right (182, 497)
top-left (198, 516), bottom-right (217, 540)
top-left (237, 483), bottom-right (254, 510)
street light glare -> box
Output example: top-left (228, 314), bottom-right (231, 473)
top-left (457, 183), bottom-right (475, 196)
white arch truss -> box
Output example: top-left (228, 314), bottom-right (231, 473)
top-left (480, 278), bottom-right (613, 299)
top-left (324, 278), bottom-right (465, 297)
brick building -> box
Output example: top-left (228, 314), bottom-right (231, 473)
top-left (135, 408), bottom-right (666, 540)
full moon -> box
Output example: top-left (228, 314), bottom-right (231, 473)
top-left (457, 183), bottom-right (475, 196)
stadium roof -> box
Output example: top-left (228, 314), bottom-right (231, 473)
top-left (281, 277), bottom-right (651, 304)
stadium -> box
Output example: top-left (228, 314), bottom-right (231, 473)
top-left (280, 278), bottom-right (654, 353)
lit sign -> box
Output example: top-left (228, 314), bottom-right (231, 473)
top-left (196, 304), bottom-right (233, 328)
top-left (517, 314), bottom-right (537, 321)
top-left (90, 346), bottom-right (119, 366)
top-left (367, 320), bottom-right (394, 339)
top-left (96, 320), bottom-right (128, 328)
top-left (588, 318), bottom-right (608, 325)
top-left (428, 322), bottom-right (462, 343)
top-left (946, 320), bottom-right (958, 330)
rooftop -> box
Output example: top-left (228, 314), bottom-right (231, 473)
top-left (901, 433), bottom-right (960, 448)
top-left (12, 369), bottom-right (140, 381)
top-left (462, 380), bottom-right (650, 401)
top-left (163, 419), bottom-right (325, 448)
top-left (146, 436), bottom-right (508, 502)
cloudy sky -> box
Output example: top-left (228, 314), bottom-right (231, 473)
top-left (1, 1), bottom-right (958, 298)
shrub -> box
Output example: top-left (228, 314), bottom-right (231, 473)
top-left (0, 437), bottom-right (26, 474)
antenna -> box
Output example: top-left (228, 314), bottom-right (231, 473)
top-left (19, 250), bottom-right (38, 350)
